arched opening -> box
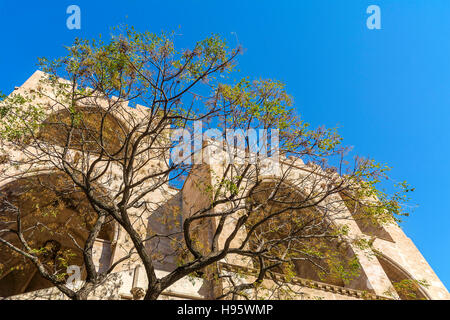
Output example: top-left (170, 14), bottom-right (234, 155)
top-left (0, 173), bottom-right (115, 297)
top-left (245, 180), bottom-right (372, 291)
top-left (38, 106), bottom-right (128, 155)
top-left (376, 253), bottom-right (429, 300)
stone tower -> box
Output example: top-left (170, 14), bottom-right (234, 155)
top-left (0, 71), bottom-right (448, 300)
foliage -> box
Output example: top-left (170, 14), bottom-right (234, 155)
top-left (0, 25), bottom-right (414, 300)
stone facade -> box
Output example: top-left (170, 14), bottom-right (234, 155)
top-left (0, 71), bottom-right (448, 300)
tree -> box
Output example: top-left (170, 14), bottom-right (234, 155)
top-left (0, 26), bottom-right (413, 300)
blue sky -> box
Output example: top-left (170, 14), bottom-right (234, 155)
top-left (1, 0), bottom-right (449, 289)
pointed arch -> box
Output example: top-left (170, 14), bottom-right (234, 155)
top-left (38, 105), bottom-right (129, 156)
top-left (375, 252), bottom-right (430, 300)
top-left (0, 172), bottom-right (116, 297)
top-left (244, 178), bottom-right (373, 291)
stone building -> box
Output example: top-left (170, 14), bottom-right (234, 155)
top-left (0, 71), bottom-right (448, 300)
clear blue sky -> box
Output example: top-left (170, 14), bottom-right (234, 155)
top-left (1, 0), bottom-right (449, 289)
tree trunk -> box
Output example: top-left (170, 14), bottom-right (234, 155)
top-left (144, 285), bottom-right (161, 300)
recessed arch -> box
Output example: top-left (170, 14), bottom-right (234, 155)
top-left (244, 179), bottom-right (372, 291)
top-left (0, 172), bottom-right (115, 297)
top-left (375, 252), bottom-right (430, 300)
top-left (38, 106), bottom-right (129, 155)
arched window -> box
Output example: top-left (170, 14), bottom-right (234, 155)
top-left (38, 106), bottom-right (128, 155)
top-left (0, 173), bottom-right (115, 297)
